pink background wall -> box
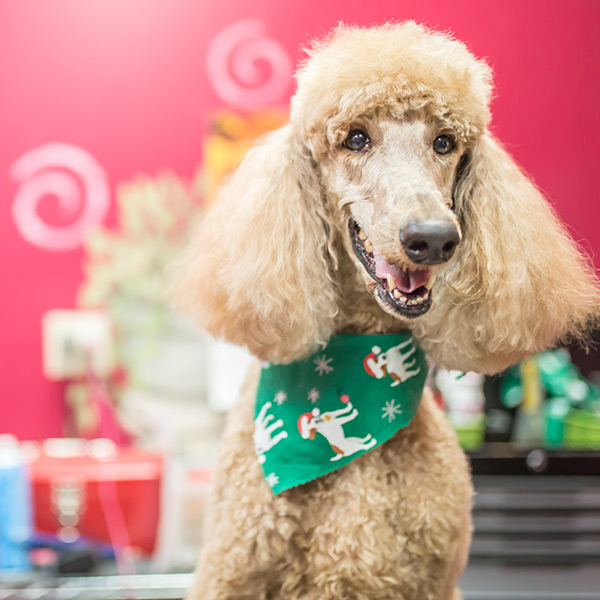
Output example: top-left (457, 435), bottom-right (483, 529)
top-left (1, 0), bottom-right (599, 439)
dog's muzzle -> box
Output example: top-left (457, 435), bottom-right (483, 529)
top-left (349, 219), bottom-right (436, 319)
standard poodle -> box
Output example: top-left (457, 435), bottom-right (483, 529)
top-left (172, 22), bottom-right (599, 600)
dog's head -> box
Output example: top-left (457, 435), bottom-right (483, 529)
top-left (291, 24), bottom-right (489, 322)
top-left (172, 22), bottom-right (598, 373)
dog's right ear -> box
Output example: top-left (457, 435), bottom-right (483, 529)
top-left (170, 125), bottom-right (339, 363)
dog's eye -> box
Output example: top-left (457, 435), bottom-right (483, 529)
top-left (344, 129), bottom-right (370, 152)
top-left (433, 134), bottom-right (455, 155)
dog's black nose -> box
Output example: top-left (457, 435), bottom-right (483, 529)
top-left (400, 220), bottom-right (460, 265)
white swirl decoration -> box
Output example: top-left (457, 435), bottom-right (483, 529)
top-left (207, 19), bottom-right (292, 109)
top-left (11, 143), bottom-right (110, 251)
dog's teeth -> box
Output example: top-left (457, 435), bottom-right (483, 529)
top-left (364, 239), bottom-right (373, 253)
top-left (424, 275), bottom-right (436, 291)
top-left (400, 295), bottom-right (407, 303)
top-left (393, 289), bottom-right (401, 299)
top-left (386, 274), bottom-right (396, 290)
top-left (358, 229), bottom-right (367, 241)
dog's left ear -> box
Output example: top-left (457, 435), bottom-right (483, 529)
top-left (170, 125), bottom-right (339, 363)
top-left (413, 133), bottom-right (599, 373)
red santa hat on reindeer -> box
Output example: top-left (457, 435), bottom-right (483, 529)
top-left (363, 346), bottom-right (384, 379)
top-left (298, 409), bottom-right (319, 439)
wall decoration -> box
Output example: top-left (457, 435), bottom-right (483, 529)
top-left (10, 143), bottom-right (110, 252)
top-left (206, 19), bottom-right (292, 109)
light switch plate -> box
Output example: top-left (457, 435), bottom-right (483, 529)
top-left (42, 310), bottom-right (114, 380)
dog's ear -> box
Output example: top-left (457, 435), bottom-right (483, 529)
top-left (170, 125), bottom-right (339, 363)
top-left (413, 133), bottom-right (599, 374)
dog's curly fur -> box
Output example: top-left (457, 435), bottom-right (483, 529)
top-left (172, 22), bottom-right (599, 600)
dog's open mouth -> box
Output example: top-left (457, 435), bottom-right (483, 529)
top-left (349, 219), bottom-right (434, 318)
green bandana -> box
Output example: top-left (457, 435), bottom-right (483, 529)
top-left (254, 332), bottom-right (427, 495)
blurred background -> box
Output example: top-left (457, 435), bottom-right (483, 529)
top-left (0, 0), bottom-right (599, 598)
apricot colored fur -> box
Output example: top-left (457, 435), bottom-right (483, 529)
top-left (172, 22), bottom-right (599, 600)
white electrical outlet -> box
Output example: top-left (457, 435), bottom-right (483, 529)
top-left (42, 310), bottom-right (114, 380)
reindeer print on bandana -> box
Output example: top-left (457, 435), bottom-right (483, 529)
top-left (363, 338), bottom-right (421, 386)
top-left (254, 332), bottom-right (427, 495)
top-left (297, 396), bottom-right (377, 461)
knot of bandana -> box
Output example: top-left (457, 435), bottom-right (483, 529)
top-left (254, 333), bottom-right (427, 494)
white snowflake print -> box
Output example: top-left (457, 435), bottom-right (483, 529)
top-left (265, 473), bottom-right (279, 488)
top-left (381, 399), bottom-right (403, 423)
top-left (313, 354), bottom-right (334, 376)
top-left (307, 388), bottom-right (320, 403)
top-left (273, 390), bottom-right (288, 405)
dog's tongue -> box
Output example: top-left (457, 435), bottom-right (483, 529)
top-left (374, 250), bottom-right (431, 293)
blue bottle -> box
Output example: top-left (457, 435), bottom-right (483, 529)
top-left (0, 435), bottom-right (32, 573)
